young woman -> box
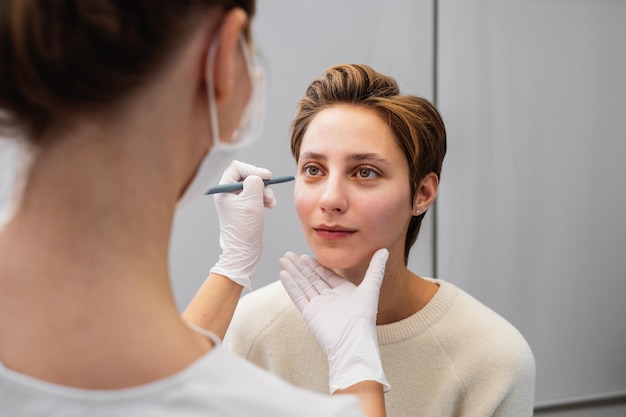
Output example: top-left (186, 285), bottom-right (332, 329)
top-left (0, 2), bottom-right (386, 416)
top-left (223, 64), bottom-right (536, 416)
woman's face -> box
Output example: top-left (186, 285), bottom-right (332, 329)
top-left (294, 104), bottom-right (415, 279)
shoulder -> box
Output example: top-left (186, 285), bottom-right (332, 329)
top-left (429, 280), bottom-right (536, 414)
top-left (433, 279), bottom-right (535, 377)
top-left (225, 282), bottom-right (328, 391)
top-left (193, 347), bottom-right (362, 417)
top-left (434, 280), bottom-right (531, 346)
top-left (234, 280), bottom-right (293, 316)
top-left (225, 281), bottom-right (303, 355)
top-left (0, 346), bottom-right (362, 417)
top-left (229, 280), bottom-right (295, 327)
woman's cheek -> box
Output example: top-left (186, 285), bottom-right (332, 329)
top-left (360, 200), bottom-right (407, 246)
top-left (294, 187), bottom-right (313, 229)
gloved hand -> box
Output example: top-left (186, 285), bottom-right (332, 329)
top-left (279, 248), bottom-right (391, 394)
top-left (210, 160), bottom-right (277, 288)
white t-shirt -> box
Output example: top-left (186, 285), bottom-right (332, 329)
top-left (0, 327), bottom-right (363, 417)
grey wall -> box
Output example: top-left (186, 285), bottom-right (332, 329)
top-left (0, 140), bottom-right (16, 209)
top-left (436, 0), bottom-right (626, 415)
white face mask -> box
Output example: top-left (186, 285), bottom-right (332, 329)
top-left (177, 34), bottom-right (265, 209)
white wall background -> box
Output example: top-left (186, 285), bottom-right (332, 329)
top-left (1, 1), bottom-right (624, 415)
top-left (0, 139), bottom-right (17, 208)
top-left (437, 0), bottom-right (626, 415)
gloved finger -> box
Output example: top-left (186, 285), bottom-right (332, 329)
top-left (219, 160), bottom-right (242, 184)
top-left (301, 255), bottom-right (345, 289)
top-left (279, 253), bottom-right (311, 313)
top-left (220, 160), bottom-right (272, 184)
top-left (288, 254), bottom-right (331, 296)
top-left (214, 175), bottom-right (263, 207)
top-left (223, 160), bottom-right (271, 183)
top-left (239, 175), bottom-right (266, 201)
top-left (356, 248), bottom-right (389, 299)
top-left (263, 186), bottom-right (277, 209)
top-left (279, 270), bottom-right (308, 313)
top-left (279, 252), bottom-right (326, 302)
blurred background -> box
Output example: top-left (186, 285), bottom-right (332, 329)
top-left (1, 0), bottom-right (624, 415)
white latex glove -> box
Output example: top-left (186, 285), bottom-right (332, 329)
top-left (210, 160), bottom-right (277, 288)
top-left (279, 248), bottom-right (391, 394)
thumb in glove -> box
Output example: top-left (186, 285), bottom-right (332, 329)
top-left (279, 248), bottom-right (391, 393)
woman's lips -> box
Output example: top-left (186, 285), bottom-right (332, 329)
top-left (313, 226), bottom-right (356, 240)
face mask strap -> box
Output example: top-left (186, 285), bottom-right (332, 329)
top-left (238, 35), bottom-right (255, 78)
top-left (206, 34), bottom-right (264, 153)
top-left (206, 33), bottom-right (222, 150)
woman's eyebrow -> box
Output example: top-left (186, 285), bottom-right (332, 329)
top-left (346, 152), bottom-right (392, 167)
top-left (299, 151), bottom-right (392, 167)
top-left (299, 151), bottom-right (326, 161)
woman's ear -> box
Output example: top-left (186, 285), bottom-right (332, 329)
top-left (413, 172), bottom-right (439, 215)
top-left (211, 8), bottom-right (247, 102)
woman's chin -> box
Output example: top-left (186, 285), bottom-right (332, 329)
top-left (313, 254), bottom-right (344, 269)
top-left (313, 250), bottom-right (363, 272)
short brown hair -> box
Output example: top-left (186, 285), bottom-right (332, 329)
top-left (290, 64), bottom-right (447, 264)
top-left (0, 0), bottom-right (255, 142)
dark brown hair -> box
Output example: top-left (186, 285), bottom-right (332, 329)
top-left (290, 64), bottom-right (447, 264)
top-left (0, 0), bottom-right (254, 142)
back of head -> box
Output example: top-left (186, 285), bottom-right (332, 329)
top-left (0, 0), bottom-right (255, 143)
top-left (290, 63), bottom-right (447, 263)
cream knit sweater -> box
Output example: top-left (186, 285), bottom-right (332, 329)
top-left (225, 278), bottom-right (535, 417)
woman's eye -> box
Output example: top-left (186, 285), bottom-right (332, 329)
top-left (304, 165), bottom-right (321, 176)
top-left (357, 168), bottom-right (378, 178)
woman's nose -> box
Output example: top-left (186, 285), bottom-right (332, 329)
top-left (319, 176), bottom-right (347, 213)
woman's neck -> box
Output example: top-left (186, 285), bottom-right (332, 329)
top-left (0, 121), bottom-right (211, 388)
top-left (376, 267), bottom-right (438, 325)
top-left (337, 251), bottom-right (439, 325)
top-left (0, 126), bottom-right (176, 327)
top-left (13, 124), bottom-right (176, 280)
